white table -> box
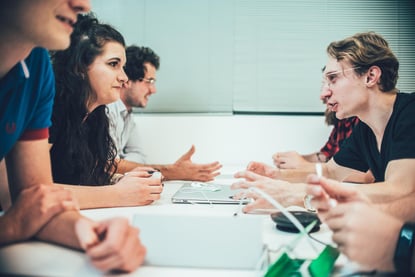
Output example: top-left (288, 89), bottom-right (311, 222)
top-left (0, 166), bottom-right (357, 276)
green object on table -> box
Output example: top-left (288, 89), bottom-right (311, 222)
top-left (308, 245), bottom-right (340, 277)
top-left (264, 252), bottom-right (304, 277)
top-left (263, 219), bottom-right (339, 277)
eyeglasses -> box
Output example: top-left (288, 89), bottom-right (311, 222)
top-left (139, 77), bottom-right (156, 85)
top-left (322, 66), bottom-right (360, 88)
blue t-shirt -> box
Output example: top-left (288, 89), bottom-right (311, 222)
top-left (0, 47), bottom-right (55, 160)
top-left (334, 92), bottom-right (415, 182)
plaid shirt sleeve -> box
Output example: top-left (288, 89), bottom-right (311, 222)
top-left (320, 117), bottom-right (360, 159)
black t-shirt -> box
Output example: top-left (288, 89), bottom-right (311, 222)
top-left (334, 92), bottom-right (415, 182)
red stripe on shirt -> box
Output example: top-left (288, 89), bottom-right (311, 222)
top-left (19, 128), bottom-right (49, 141)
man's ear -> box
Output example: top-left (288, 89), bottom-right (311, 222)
top-left (365, 66), bottom-right (381, 88)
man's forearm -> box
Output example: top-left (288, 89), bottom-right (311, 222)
top-left (116, 159), bottom-right (145, 174)
top-left (35, 210), bottom-right (82, 249)
top-left (376, 195), bottom-right (415, 222)
top-left (357, 182), bottom-right (414, 204)
top-left (116, 158), bottom-right (174, 180)
top-left (0, 215), bottom-right (21, 245)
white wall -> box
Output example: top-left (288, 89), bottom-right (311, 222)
top-left (134, 114), bottom-right (331, 166)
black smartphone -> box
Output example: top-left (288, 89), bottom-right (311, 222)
top-left (270, 211), bottom-right (321, 233)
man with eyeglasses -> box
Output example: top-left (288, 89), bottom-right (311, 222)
top-left (272, 67), bottom-right (374, 183)
top-left (233, 32), bottom-right (415, 215)
top-left (107, 45), bottom-right (222, 182)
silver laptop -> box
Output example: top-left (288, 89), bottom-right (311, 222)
top-left (132, 213), bottom-right (265, 269)
top-left (171, 182), bottom-right (251, 204)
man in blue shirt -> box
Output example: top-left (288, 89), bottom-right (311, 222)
top-left (0, 1), bottom-right (145, 273)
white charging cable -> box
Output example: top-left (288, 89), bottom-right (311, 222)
top-left (315, 163), bottom-right (322, 178)
top-left (235, 186), bottom-right (320, 254)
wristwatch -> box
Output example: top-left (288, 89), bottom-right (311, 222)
top-left (303, 194), bottom-right (316, 212)
top-left (394, 222), bottom-right (415, 272)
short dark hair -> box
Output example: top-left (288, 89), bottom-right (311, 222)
top-left (124, 45), bottom-right (160, 81)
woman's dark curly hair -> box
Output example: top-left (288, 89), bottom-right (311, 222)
top-left (49, 13), bottom-right (125, 185)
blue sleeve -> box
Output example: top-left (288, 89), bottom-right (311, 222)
top-left (26, 48), bottom-right (55, 131)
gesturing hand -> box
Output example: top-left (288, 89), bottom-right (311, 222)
top-left (166, 145), bottom-right (222, 181)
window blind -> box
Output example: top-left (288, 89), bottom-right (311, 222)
top-left (91, 0), bottom-right (415, 113)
